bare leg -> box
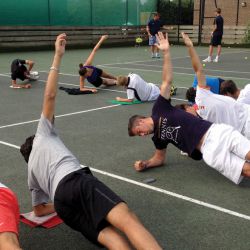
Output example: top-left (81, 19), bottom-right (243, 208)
top-left (101, 71), bottom-right (117, 80)
top-left (98, 225), bottom-right (131, 250)
top-left (0, 232), bottom-right (21, 250)
top-left (208, 45), bottom-right (213, 57)
top-left (101, 78), bottom-right (117, 86)
top-left (217, 45), bottom-right (222, 56)
top-left (106, 202), bottom-right (162, 250)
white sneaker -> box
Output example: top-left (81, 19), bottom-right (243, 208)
top-left (202, 57), bottom-right (212, 62)
top-left (155, 53), bottom-right (160, 58)
top-left (213, 57), bottom-right (219, 62)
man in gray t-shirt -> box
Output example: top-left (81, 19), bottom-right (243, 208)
top-left (20, 34), bottom-right (161, 250)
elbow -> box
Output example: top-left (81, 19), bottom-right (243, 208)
top-left (44, 92), bottom-right (56, 101)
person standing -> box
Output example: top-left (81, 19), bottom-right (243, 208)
top-left (203, 8), bottom-right (224, 63)
top-left (146, 13), bottom-right (163, 58)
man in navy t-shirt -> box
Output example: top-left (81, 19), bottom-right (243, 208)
top-left (146, 13), bottom-right (163, 58)
top-left (203, 8), bottom-right (224, 63)
top-left (128, 32), bottom-right (250, 185)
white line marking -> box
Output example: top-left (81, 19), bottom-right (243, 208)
top-left (1, 139), bottom-right (250, 221)
top-left (98, 65), bottom-right (250, 81)
top-left (0, 104), bottom-right (120, 129)
top-left (126, 63), bottom-right (250, 75)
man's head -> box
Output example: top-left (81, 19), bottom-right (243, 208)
top-left (128, 115), bottom-right (154, 136)
top-left (216, 8), bottom-right (221, 15)
top-left (186, 87), bottom-right (196, 103)
top-left (20, 135), bottom-right (35, 163)
top-left (220, 80), bottom-right (239, 99)
top-left (175, 103), bottom-right (198, 117)
top-left (117, 76), bottom-right (129, 87)
top-left (153, 13), bottom-right (160, 20)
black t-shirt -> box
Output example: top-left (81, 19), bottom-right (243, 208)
top-left (11, 59), bottom-right (27, 81)
top-left (147, 19), bottom-right (163, 36)
top-left (151, 95), bottom-right (212, 160)
top-left (213, 15), bottom-right (223, 35)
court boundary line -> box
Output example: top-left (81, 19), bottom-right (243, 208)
top-left (0, 104), bottom-right (120, 129)
top-left (98, 49), bottom-right (250, 67)
top-left (0, 139), bottom-right (250, 222)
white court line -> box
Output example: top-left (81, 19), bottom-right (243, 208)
top-left (98, 65), bottom-right (250, 81)
top-left (98, 49), bottom-right (250, 66)
top-left (126, 63), bottom-right (250, 75)
top-left (0, 104), bottom-right (120, 129)
top-left (0, 139), bottom-right (250, 221)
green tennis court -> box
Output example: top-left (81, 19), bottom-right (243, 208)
top-left (1, 44), bottom-right (250, 249)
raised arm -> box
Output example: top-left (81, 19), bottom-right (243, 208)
top-left (155, 32), bottom-right (173, 100)
top-left (182, 32), bottom-right (206, 88)
top-left (84, 35), bottom-right (108, 66)
top-left (42, 33), bottom-right (66, 122)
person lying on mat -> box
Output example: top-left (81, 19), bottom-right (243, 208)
top-left (78, 35), bottom-right (117, 93)
top-left (11, 59), bottom-right (38, 89)
top-left (116, 73), bottom-right (160, 103)
top-left (20, 33), bottom-right (162, 250)
top-left (0, 182), bottom-right (21, 250)
top-left (127, 32), bottom-right (250, 185)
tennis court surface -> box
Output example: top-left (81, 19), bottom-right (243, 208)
top-left (1, 44), bottom-right (250, 249)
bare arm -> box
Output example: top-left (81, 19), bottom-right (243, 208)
top-left (116, 97), bottom-right (133, 102)
top-left (25, 60), bottom-right (34, 72)
top-left (33, 203), bottom-right (55, 217)
top-left (182, 32), bottom-right (206, 88)
top-left (11, 79), bottom-right (31, 89)
top-left (155, 32), bottom-right (173, 100)
top-left (79, 76), bottom-right (97, 92)
top-left (42, 33), bottom-right (66, 122)
top-left (84, 35), bottom-right (108, 66)
top-left (134, 149), bottom-right (166, 171)
top-left (146, 25), bottom-right (151, 36)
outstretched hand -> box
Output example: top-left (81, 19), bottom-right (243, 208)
top-left (181, 32), bottom-right (193, 47)
top-left (55, 33), bottom-right (67, 57)
top-left (101, 35), bottom-right (109, 41)
top-left (155, 32), bottom-right (169, 52)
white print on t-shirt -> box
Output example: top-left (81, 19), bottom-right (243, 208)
top-left (160, 118), bottom-right (180, 143)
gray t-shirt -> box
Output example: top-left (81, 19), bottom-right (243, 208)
top-left (28, 114), bottom-right (82, 206)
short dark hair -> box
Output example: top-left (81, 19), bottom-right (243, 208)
top-left (79, 63), bottom-right (87, 76)
top-left (216, 8), bottom-right (221, 14)
top-left (20, 135), bottom-right (35, 163)
top-left (186, 87), bottom-right (196, 103)
top-left (128, 115), bottom-right (145, 136)
top-left (220, 80), bottom-right (238, 95)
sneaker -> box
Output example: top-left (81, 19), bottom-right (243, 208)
top-left (213, 57), bottom-right (219, 62)
top-left (151, 54), bottom-right (155, 58)
top-left (155, 53), bottom-right (160, 58)
top-left (202, 57), bottom-right (212, 62)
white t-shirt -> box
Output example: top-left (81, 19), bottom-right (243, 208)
top-left (127, 73), bottom-right (160, 101)
top-left (237, 84), bottom-right (250, 105)
top-left (0, 182), bottom-right (7, 188)
top-left (195, 87), bottom-right (249, 134)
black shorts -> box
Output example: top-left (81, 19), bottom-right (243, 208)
top-left (54, 168), bottom-right (123, 246)
top-left (210, 34), bottom-right (222, 46)
top-left (89, 68), bottom-right (103, 87)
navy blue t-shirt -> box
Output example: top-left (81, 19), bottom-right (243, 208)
top-left (213, 15), bottom-right (223, 35)
top-left (151, 95), bottom-right (212, 160)
top-left (147, 19), bottom-right (163, 36)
